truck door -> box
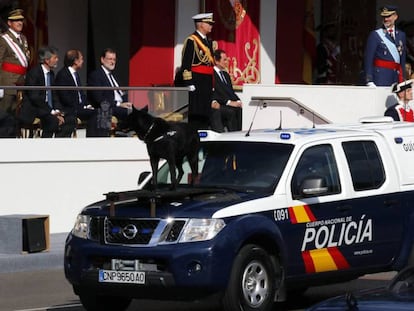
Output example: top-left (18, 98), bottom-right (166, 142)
top-left (284, 140), bottom-right (403, 277)
top-left (341, 140), bottom-right (403, 268)
top-left (286, 143), bottom-right (348, 276)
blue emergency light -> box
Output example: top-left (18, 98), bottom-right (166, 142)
top-left (198, 131), bottom-right (208, 138)
top-left (280, 133), bottom-right (291, 140)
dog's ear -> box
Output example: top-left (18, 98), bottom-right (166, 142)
top-left (141, 105), bottom-right (149, 113)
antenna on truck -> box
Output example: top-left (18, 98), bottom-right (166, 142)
top-left (246, 101), bottom-right (267, 136)
top-left (276, 110), bottom-right (282, 130)
top-left (312, 111), bottom-right (316, 128)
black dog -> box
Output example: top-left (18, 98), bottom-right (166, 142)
top-left (128, 107), bottom-right (199, 190)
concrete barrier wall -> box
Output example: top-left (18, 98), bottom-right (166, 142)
top-left (0, 138), bottom-right (150, 233)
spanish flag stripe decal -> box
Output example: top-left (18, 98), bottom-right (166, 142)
top-left (288, 207), bottom-right (298, 224)
top-left (289, 205), bottom-right (316, 224)
top-left (303, 205), bottom-right (317, 222)
top-left (327, 247), bottom-right (350, 269)
top-left (302, 247), bottom-right (350, 273)
top-left (302, 250), bottom-right (316, 273)
top-left (308, 248), bottom-right (338, 272)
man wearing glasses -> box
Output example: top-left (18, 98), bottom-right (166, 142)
top-left (88, 48), bottom-right (132, 137)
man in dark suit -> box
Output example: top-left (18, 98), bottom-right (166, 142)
top-left (55, 49), bottom-right (95, 137)
top-left (364, 5), bottom-right (406, 86)
top-left (180, 13), bottom-right (215, 130)
top-left (87, 48), bottom-right (132, 137)
top-left (210, 49), bottom-right (242, 132)
top-left (20, 46), bottom-right (65, 138)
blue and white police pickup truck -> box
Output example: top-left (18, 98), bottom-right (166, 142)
top-left (64, 119), bottom-right (414, 311)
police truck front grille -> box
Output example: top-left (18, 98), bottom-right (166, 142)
top-left (89, 217), bottom-right (100, 241)
top-left (104, 218), bottom-right (159, 245)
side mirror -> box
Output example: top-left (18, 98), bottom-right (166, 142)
top-left (300, 176), bottom-right (328, 197)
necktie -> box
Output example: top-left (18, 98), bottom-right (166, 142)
top-left (389, 29), bottom-right (394, 40)
top-left (46, 71), bottom-right (53, 108)
top-left (108, 72), bottom-right (123, 97)
top-left (74, 71), bottom-right (81, 86)
top-left (74, 71), bottom-right (82, 104)
top-left (220, 71), bottom-right (227, 84)
top-left (17, 35), bottom-right (22, 44)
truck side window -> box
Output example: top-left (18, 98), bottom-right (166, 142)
top-left (291, 144), bottom-right (341, 199)
top-left (342, 141), bottom-right (385, 191)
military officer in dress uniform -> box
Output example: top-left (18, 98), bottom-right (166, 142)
top-left (180, 13), bottom-right (215, 130)
top-left (385, 79), bottom-right (414, 122)
top-left (0, 8), bottom-right (30, 136)
top-left (364, 5), bottom-right (406, 87)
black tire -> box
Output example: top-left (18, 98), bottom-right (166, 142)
top-left (222, 244), bottom-right (280, 311)
top-left (78, 290), bottom-right (132, 311)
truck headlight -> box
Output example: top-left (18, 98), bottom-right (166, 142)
top-left (72, 214), bottom-right (91, 239)
top-left (179, 219), bottom-right (225, 243)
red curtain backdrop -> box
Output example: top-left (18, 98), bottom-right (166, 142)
top-left (206, 0), bottom-right (260, 86)
top-left (277, 0), bottom-right (309, 84)
top-left (129, 0), bottom-right (176, 108)
top-left (129, 0), bottom-right (175, 87)
top-left (302, 0), bottom-right (316, 84)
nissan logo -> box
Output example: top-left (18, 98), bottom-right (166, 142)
top-left (122, 224), bottom-right (138, 240)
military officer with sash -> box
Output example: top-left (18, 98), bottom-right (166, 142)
top-left (364, 5), bottom-right (406, 87)
top-left (0, 8), bottom-right (30, 135)
top-left (180, 13), bottom-right (215, 130)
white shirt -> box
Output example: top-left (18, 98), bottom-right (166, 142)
top-left (41, 64), bottom-right (59, 114)
top-left (101, 65), bottom-right (123, 103)
top-left (196, 30), bottom-right (207, 40)
top-left (8, 28), bottom-right (21, 42)
top-left (69, 66), bottom-right (82, 103)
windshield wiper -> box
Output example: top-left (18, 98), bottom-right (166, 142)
top-left (194, 184), bottom-right (259, 194)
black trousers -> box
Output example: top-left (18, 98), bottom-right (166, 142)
top-left (40, 114), bottom-right (59, 138)
top-left (210, 105), bottom-right (242, 132)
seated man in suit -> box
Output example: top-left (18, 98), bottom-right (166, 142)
top-left (54, 49), bottom-right (95, 137)
top-left (210, 49), bottom-right (242, 132)
top-left (20, 46), bottom-right (65, 138)
top-left (87, 48), bottom-right (132, 137)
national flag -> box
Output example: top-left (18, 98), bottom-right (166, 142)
top-left (206, 0), bottom-right (261, 86)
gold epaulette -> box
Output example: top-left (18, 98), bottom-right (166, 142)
top-left (183, 69), bottom-right (192, 81)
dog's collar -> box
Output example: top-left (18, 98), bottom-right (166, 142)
top-left (153, 130), bottom-right (177, 142)
top-left (143, 123), bottom-right (155, 142)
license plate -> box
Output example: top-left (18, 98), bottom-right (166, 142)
top-left (99, 270), bottom-right (145, 284)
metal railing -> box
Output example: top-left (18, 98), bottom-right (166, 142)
top-left (1, 85), bottom-right (190, 138)
top-left (250, 96), bottom-right (331, 124)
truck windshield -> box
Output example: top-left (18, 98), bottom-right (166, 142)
top-left (156, 141), bottom-right (294, 191)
